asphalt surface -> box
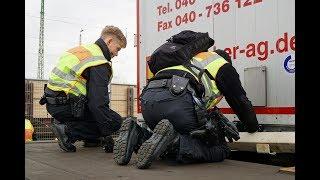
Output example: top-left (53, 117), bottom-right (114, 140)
top-left (25, 142), bottom-right (294, 180)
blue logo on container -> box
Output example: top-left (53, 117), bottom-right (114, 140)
top-left (284, 55), bottom-right (295, 73)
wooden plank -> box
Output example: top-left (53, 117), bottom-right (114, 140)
top-left (111, 85), bottom-right (127, 94)
top-left (31, 80), bottom-right (47, 99)
top-left (111, 84), bottom-right (135, 101)
top-left (25, 81), bottom-right (34, 119)
top-left (235, 132), bottom-right (295, 144)
top-left (127, 87), bottom-right (134, 116)
top-left (133, 99), bottom-right (138, 117)
top-left (111, 95), bottom-right (128, 101)
top-left (134, 99), bottom-right (138, 112)
top-left (110, 100), bottom-right (127, 117)
top-left (133, 87), bottom-right (137, 98)
top-left (279, 167), bottom-right (295, 174)
top-left (33, 102), bottom-right (51, 118)
top-left (228, 132), bottom-right (295, 153)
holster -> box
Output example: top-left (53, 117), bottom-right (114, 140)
top-left (69, 94), bottom-right (87, 119)
top-left (39, 86), bottom-right (69, 106)
top-left (40, 95), bottom-right (69, 105)
top-left (169, 75), bottom-right (189, 96)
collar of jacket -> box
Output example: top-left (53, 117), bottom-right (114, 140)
top-left (95, 38), bottom-right (111, 61)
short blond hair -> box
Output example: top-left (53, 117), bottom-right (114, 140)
top-left (101, 25), bottom-right (127, 48)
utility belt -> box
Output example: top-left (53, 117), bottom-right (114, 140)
top-left (42, 96), bottom-right (69, 105)
top-left (39, 88), bottom-right (87, 119)
top-left (146, 75), bottom-right (198, 97)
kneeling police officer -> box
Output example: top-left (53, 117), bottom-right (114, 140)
top-left (113, 31), bottom-right (259, 169)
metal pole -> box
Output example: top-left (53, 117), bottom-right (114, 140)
top-left (79, 28), bottom-right (83, 45)
top-left (37, 0), bottom-right (45, 79)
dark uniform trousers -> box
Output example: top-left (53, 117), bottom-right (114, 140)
top-left (140, 87), bottom-right (230, 163)
top-left (46, 99), bottom-right (121, 142)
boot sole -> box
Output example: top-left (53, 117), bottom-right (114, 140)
top-left (113, 118), bottom-right (135, 165)
top-left (51, 124), bottom-right (76, 152)
top-left (136, 119), bottom-right (176, 169)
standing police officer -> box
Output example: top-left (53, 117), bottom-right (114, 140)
top-left (40, 26), bottom-right (127, 152)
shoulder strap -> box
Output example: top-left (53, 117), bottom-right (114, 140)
top-left (183, 62), bottom-right (215, 81)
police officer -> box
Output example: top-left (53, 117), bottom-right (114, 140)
top-left (114, 38), bottom-right (259, 169)
top-left (40, 25), bottom-right (127, 152)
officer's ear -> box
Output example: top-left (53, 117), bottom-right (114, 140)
top-left (107, 39), bottom-right (113, 46)
top-left (104, 36), bottom-right (113, 46)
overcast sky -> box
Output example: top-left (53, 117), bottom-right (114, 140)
top-left (25, 0), bottom-right (137, 85)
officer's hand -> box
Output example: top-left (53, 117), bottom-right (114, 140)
top-left (247, 126), bottom-right (258, 133)
top-left (226, 137), bottom-right (233, 143)
top-left (247, 125), bottom-right (263, 133)
top-left (248, 130), bottom-right (257, 133)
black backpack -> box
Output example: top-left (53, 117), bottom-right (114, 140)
top-left (147, 30), bottom-right (215, 75)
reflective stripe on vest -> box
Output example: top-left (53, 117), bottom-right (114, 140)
top-left (47, 44), bottom-right (112, 96)
top-left (157, 51), bottom-right (228, 109)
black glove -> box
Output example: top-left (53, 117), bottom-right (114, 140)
top-left (208, 108), bottom-right (240, 143)
top-left (234, 120), bottom-right (263, 133)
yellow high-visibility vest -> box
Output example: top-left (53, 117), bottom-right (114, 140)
top-left (157, 51), bottom-right (228, 109)
top-left (47, 44), bottom-right (112, 96)
top-left (25, 119), bottom-right (34, 142)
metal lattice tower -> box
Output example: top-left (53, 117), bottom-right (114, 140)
top-left (37, 0), bottom-right (45, 79)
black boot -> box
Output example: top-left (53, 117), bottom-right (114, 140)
top-left (83, 139), bottom-right (103, 147)
top-left (83, 136), bottom-right (114, 151)
top-left (103, 136), bottom-right (115, 153)
top-left (159, 135), bottom-right (180, 161)
top-left (51, 119), bottom-right (76, 152)
top-left (113, 118), bottom-right (151, 165)
top-left (136, 119), bottom-right (177, 169)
